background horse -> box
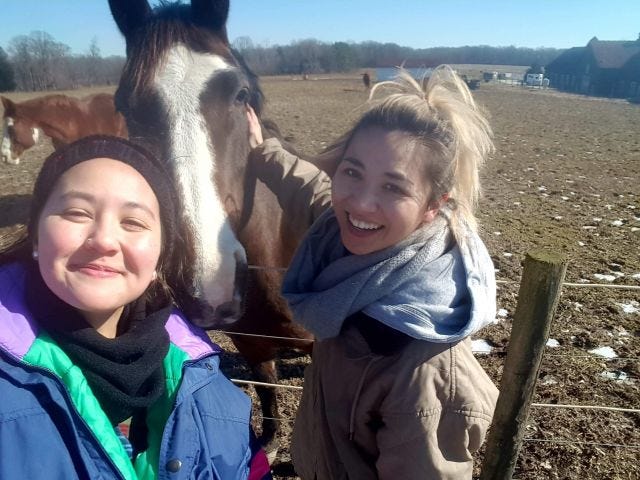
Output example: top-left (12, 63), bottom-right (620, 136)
top-left (362, 72), bottom-right (371, 89)
top-left (109, 0), bottom-right (313, 458)
top-left (1, 93), bottom-right (127, 165)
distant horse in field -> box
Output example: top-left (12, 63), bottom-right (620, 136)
top-left (362, 72), bottom-right (371, 89)
top-left (109, 0), bottom-right (313, 458)
top-left (1, 93), bottom-right (127, 165)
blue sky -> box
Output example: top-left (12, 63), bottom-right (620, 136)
top-left (0, 0), bottom-right (638, 57)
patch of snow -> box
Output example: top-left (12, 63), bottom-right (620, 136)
top-left (538, 186), bottom-right (547, 192)
top-left (493, 231), bottom-right (501, 236)
top-left (631, 227), bottom-right (640, 232)
top-left (600, 370), bottom-right (631, 384)
top-left (513, 201), bottom-right (521, 206)
top-left (546, 339), bottom-right (560, 348)
top-left (539, 376), bottom-right (558, 386)
top-left (471, 339), bottom-right (493, 355)
top-left (612, 272), bottom-right (625, 278)
top-left (503, 252), bottom-right (513, 257)
top-left (497, 308), bottom-right (508, 317)
top-left (582, 225), bottom-right (597, 230)
top-left (588, 346), bottom-right (617, 359)
top-left (616, 301), bottom-right (639, 314)
top-left (573, 302), bottom-right (583, 310)
top-left (553, 215), bottom-right (563, 220)
top-left (578, 241), bottom-right (586, 246)
top-left (610, 219), bottom-right (624, 227)
top-left (593, 273), bottom-right (616, 282)
top-left (604, 204), bottom-right (613, 210)
top-left (561, 196), bottom-right (569, 201)
top-left (592, 217), bottom-right (602, 222)
top-left (632, 273), bottom-right (640, 279)
top-left (617, 328), bottom-right (630, 337)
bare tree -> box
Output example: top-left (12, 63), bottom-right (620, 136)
top-left (8, 31), bottom-right (71, 91)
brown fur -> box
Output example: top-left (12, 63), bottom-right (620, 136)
top-left (1, 93), bottom-right (127, 161)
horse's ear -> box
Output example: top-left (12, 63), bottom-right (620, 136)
top-left (108, 0), bottom-right (152, 38)
top-left (191, 0), bottom-right (229, 31)
top-left (1, 96), bottom-right (15, 114)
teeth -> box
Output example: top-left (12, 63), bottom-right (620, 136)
top-left (348, 214), bottom-right (381, 230)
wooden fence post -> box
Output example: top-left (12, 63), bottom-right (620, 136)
top-left (480, 250), bottom-right (568, 480)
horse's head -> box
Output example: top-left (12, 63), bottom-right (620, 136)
top-left (1, 97), bottom-right (40, 165)
top-left (109, 0), bottom-right (263, 328)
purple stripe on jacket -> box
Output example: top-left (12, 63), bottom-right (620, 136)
top-left (165, 310), bottom-right (222, 359)
top-left (0, 263), bottom-right (38, 360)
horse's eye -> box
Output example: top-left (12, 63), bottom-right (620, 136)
top-left (235, 87), bottom-right (250, 105)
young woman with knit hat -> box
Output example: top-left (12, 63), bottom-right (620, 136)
top-left (0, 135), bottom-right (271, 479)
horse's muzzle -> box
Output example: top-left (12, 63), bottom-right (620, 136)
top-left (186, 251), bottom-right (248, 329)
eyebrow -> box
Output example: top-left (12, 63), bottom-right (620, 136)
top-left (58, 191), bottom-right (157, 220)
top-left (342, 157), bottom-right (413, 184)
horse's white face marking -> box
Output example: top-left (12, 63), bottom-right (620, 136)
top-left (1, 117), bottom-right (18, 165)
top-left (153, 45), bottom-right (246, 320)
top-left (32, 127), bottom-right (40, 145)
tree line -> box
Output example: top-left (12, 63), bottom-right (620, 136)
top-left (233, 37), bottom-right (564, 76)
top-left (0, 31), bottom-right (124, 92)
top-left (0, 30), bottom-right (565, 92)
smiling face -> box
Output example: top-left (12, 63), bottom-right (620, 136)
top-left (36, 158), bottom-right (162, 335)
top-left (331, 128), bottom-right (443, 255)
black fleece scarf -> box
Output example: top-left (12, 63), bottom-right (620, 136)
top-left (25, 264), bottom-right (170, 451)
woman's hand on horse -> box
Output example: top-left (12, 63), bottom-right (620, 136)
top-left (246, 105), bottom-right (263, 149)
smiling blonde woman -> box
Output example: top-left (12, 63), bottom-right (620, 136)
top-left (247, 65), bottom-right (498, 479)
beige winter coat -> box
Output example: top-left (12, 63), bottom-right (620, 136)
top-left (292, 328), bottom-right (498, 480)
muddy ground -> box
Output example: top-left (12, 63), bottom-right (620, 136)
top-left (1, 75), bottom-right (638, 479)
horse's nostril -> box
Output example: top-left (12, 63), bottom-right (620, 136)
top-left (214, 300), bottom-right (242, 321)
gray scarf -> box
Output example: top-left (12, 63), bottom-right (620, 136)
top-left (282, 208), bottom-right (456, 340)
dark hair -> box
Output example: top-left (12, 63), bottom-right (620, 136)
top-left (0, 135), bottom-right (192, 309)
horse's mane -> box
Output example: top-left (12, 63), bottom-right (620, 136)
top-left (2, 95), bottom-right (78, 120)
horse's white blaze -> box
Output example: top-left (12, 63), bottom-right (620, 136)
top-left (154, 45), bottom-right (246, 315)
top-left (1, 118), bottom-right (18, 165)
top-left (31, 127), bottom-right (40, 144)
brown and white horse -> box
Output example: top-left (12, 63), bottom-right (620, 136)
top-left (1, 93), bottom-right (127, 165)
top-left (109, 0), bottom-right (313, 457)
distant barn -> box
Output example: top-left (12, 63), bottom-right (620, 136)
top-left (545, 37), bottom-right (640, 98)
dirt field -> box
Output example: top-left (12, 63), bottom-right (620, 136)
top-left (1, 75), bottom-right (638, 479)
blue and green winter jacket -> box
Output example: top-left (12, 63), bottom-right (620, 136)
top-left (0, 262), bottom-right (271, 480)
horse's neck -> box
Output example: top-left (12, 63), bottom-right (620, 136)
top-left (19, 99), bottom-right (78, 141)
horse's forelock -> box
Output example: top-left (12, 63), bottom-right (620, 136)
top-left (121, 4), bottom-right (236, 97)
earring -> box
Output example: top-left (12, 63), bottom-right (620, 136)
top-left (151, 270), bottom-right (157, 281)
top-left (32, 250), bottom-right (39, 260)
